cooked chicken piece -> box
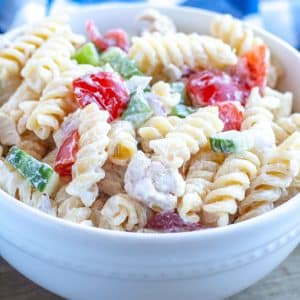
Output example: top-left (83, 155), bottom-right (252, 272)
top-left (125, 151), bottom-right (185, 212)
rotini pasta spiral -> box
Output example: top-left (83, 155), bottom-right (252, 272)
top-left (107, 120), bottom-right (137, 166)
top-left (272, 113), bottom-right (300, 145)
top-left (177, 151), bottom-right (224, 223)
top-left (203, 151), bottom-right (261, 226)
top-left (66, 103), bottom-right (111, 207)
top-left (56, 185), bottom-right (91, 224)
top-left (210, 14), bottom-right (280, 87)
top-left (0, 17), bottom-right (70, 103)
top-left (138, 115), bottom-right (182, 152)
top-left (26, 64), bottom-right (99, 140)
top-left (99, 193), bottom-right (148, 231)
top-left (128, 32), bottom-right (237, 80)
top-left (150, 107), bottom-right (223, 168)
top-left (236, 149), bottom-right (299, 222)
top-left (21, 32), bottom-right (78, 93)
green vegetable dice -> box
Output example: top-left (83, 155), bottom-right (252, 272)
top-left (170, 104), bottom-right (196, 118)
top-left (99, 47), bottom-right (142, 79)
top-left (6, 146), bottom-right (59, 195)
top-left (73, 42), bottom-right (100, 66)
top-left (210, 130), bottom-right (254, 153)
top-left (122, 90), bottom-right (153, 128)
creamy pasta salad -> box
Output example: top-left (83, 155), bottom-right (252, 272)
top-left (0, 9), bottom-right (300, 232)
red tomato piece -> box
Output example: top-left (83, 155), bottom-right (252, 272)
top-left (73, 71), bottom-right (130, 122)
top-left (104, 29), bottom-right (130, 52)
top-left (54, 130), bottom-right (79, 178)
top-left (186, 70), bottom-right (245, 107)
top-left (215, 101), bottom-right (245, 131)
top-left (233, 44), bottom-right (267, 94)
top-left (86, 20), bottom-right (109, 51)
top-left (146, 212), bottom-right (203, 232)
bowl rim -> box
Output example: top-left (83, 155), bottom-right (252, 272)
top-left (1, 3), bottom-right (300, 241)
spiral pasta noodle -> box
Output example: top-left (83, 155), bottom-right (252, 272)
top-left (56, 185), bottom-right (92, 224)
top-left (21, 31), bottom-right (79, 94)
top-left (66, 103), bottom-right (111, 207)
top-left (150, 106), bottom-right (223, 168)
top-left (138, 115), bottom-right (182, 152)
top-left (202, 151), bottom-right (261, 226)
top-left (0, 17), bottom-right (71, 103)
top-left (177, 151), bottom-right (224, 223)
top-left (210, 14), bottom-right (280, 87)
top-left (236, 148), bottom-right (299, 222)
top-left (26, 64), bottom-right (99, 140)
top-left (107, 120), bottom-right (137, 166)
top-left (99, 193), bottom-right (148, 231)
top-left (128, 32), bottom-right (237, 80)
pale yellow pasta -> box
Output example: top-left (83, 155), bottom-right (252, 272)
top-left (264, 87), bottom-right (293, 119)
top-left (99, 193), bottom-right (148, 231)
top-left (56, 185), bottom-right (91, 224)
top-left (236, 133), bottom-right (300, 222)
top-left (211, 14), bottom-right (280, 87)
top-left (150, 107), bottom-right (223, 168)
top-left (177, 151), bottom-right (224, 223)
top-left (107, 120), bottom-right (137, 166)
top-left (26, 64), bottom-right (99, 140)
top-left (272, 113), bottom-right (300, 145)
top-left (203, 151), bottom-right (261, 226)
top-left (138, 9), bottom-right (177, 35)
top-left (66, 103), bottom-right (111, 207)
top-left (138, 115), bottom-right (182, 152)
top-left (17, 100), bottom-right (38, 134)
top-left (42, 148), bottom-right (58, 168)
top-left (0, 17), bottom-right (70, 104)
top-left (151, 81), bottom-right (181, 113)
top-left (128, 32), bottom-right (237, 80)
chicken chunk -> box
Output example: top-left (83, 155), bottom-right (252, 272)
top-left (125, 151), bottom-right (185, 212)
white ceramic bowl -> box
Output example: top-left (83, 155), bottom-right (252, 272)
top-left (1, 4), bottom-right (300, 300)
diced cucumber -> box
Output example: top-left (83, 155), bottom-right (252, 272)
top-left (99, 47), bottom-right (142, 79)
top-left (122, 90), bottom-right (153, 128)
top-left (126, 75), bottom-right (152, 94)
top-left (210, 130), bottom-right (254, 153)
top-left (72, 42), bottom-right (100, 66)
top-left (6, 146), bottom-right (59, 195)
top-left (170, 104), bottom-right (196, 118)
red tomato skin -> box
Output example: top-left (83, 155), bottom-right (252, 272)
top-left (187, 70), bottom-right (245, 107)
top-left (86, 20), bottom-right (109, 51)
top-left (54, 130), bottom-right (79, 178)
top-left (215, 101), bottom-right (245, 131)
top-left (73, 71), bottom-right (130, 122)
top-left (233, 44), bottom-right (267, 94)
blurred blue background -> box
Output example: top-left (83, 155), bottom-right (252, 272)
top-left (1, 0), bottom-right (299, 49)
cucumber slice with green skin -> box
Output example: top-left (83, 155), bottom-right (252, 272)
top-left (122, 90), bottom-right (153, 128)
top-left (210, 130), bottom-right (254, 153)
top-left (72, 42), bottom-right (100, 66)
top-left (6, 146), bottom-right (59, 195)
top-left (170, 104), bottom-right (196, 118)
top-left (99, 47), bottom-right (142, 79)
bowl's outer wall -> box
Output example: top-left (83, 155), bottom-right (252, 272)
top-left (1, 4), bottom-right (300, 300)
